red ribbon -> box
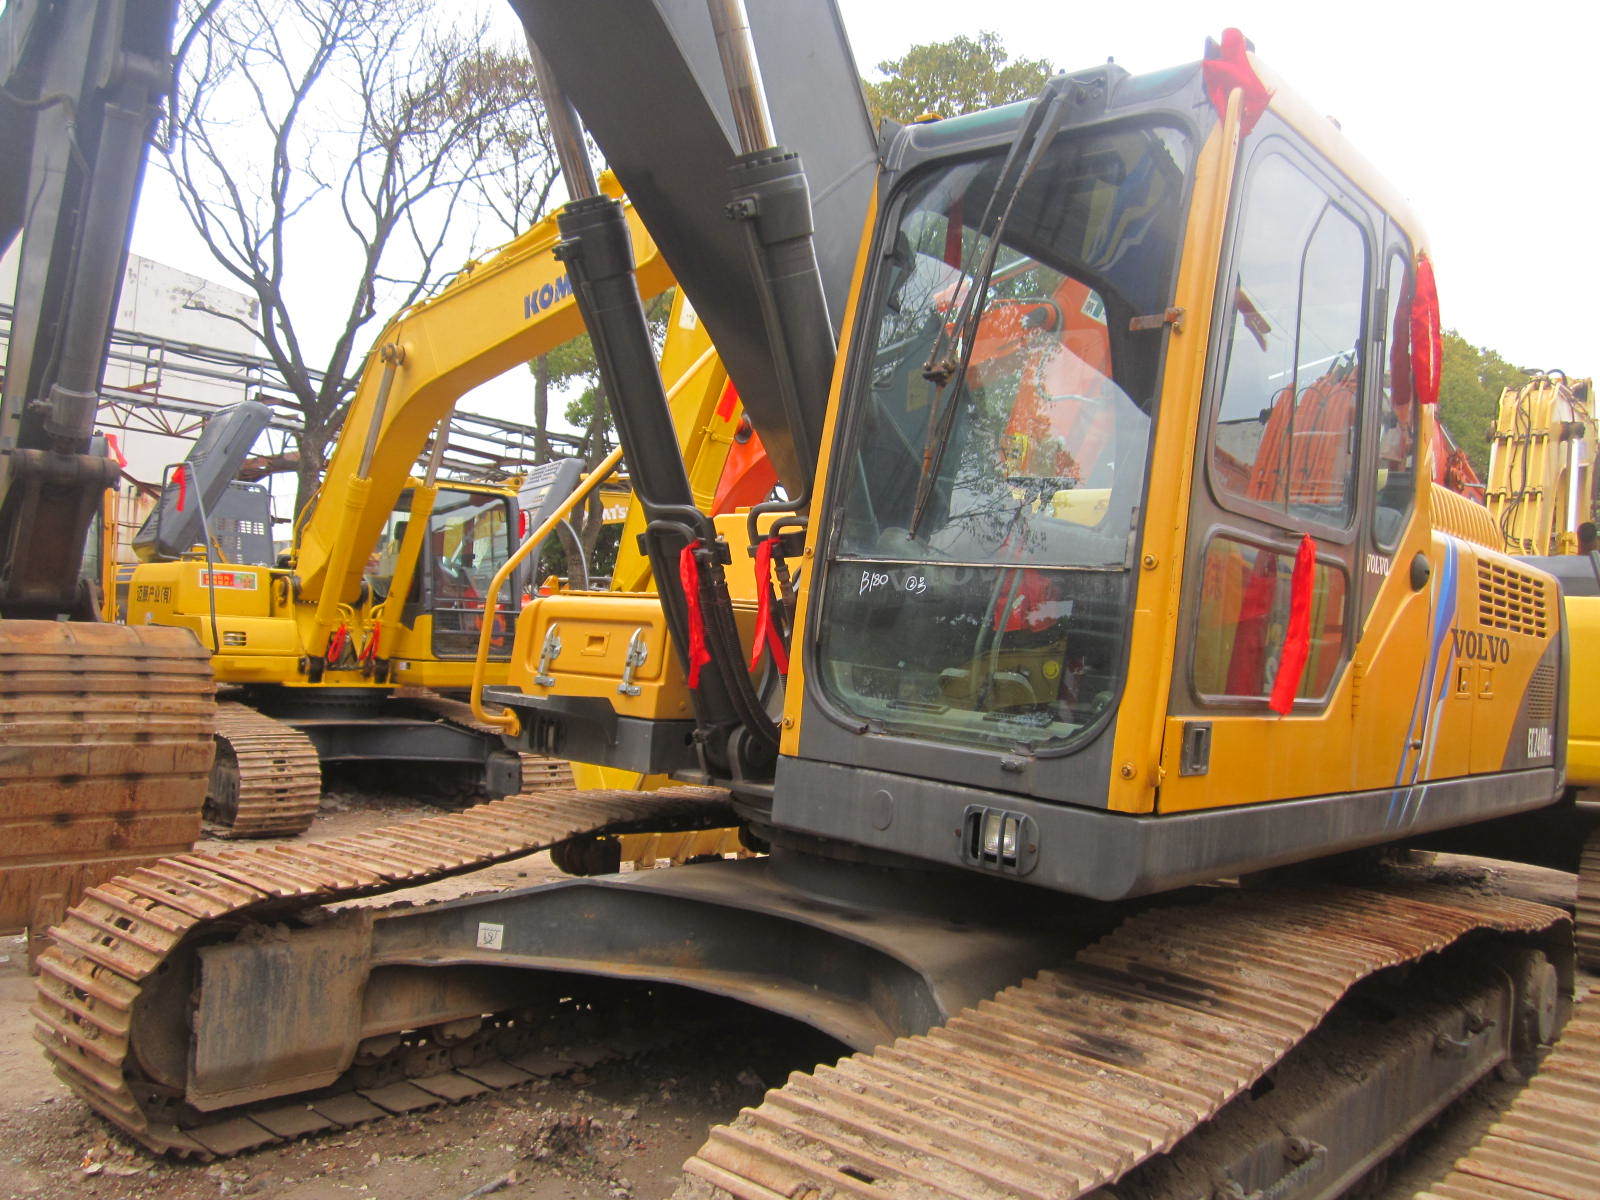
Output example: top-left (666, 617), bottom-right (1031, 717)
top-left (678, 543), bottom-right (712, 688)
top-left (1203, 28), bottom-right (1272, 135)
top-left (106, 433), bottom-right (127, 468)
top-left (327, 623), bottom-right (349, 664)
top-left (715, 380), bottom-right (740, 422)
top-left (359, 621), bottom-right (381, 665)
top-left (749, 535), bottom-right (790, 675)
top-left (174, 464), bottom-right (187, 512)
top-left (1268, 534), bottom-right (1317, 714)
top-left (1411, 254), bottom-right (1442, 406)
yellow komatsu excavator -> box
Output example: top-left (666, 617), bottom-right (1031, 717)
top-left (123, 175), bottom-right (758, 837)
top-left (1486, 370), bottom-right (1596, 556)
top-left (34, 7), bottom-right (1600, 1196)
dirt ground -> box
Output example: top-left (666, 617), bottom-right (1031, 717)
top-left (0, 789), bottom-right (1587, 1200)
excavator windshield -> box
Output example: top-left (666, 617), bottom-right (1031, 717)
top-left (816, 120), bottom-right (1191, 752)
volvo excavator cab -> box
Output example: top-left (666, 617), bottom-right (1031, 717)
top-left (768, 55), bottom-right (1565, 902)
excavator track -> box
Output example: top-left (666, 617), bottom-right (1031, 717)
top-left (32, 785), bottom-right (737, 1155)
top-left (1576, 825), bottom-right (1600, 968)
top-left (678, 884), bottom-right (1567, 1200)
top-left (1407, 829), bottom-right (1600, 1199)
top-left (519, 752), bottom-right (577, 791)
top-left (1411, 987), bottom-right (1600, 1200)
top-left (207, 702), bottom-right (322, 839)
top-left (393, 688), bottom-right (575, 793)
top-left (206, 692), bottom-right (572, 840)
top-left (0, 620), bottom-right (214, 960)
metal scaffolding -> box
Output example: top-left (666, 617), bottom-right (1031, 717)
top-left (0, 302), bottom-right (606, 483)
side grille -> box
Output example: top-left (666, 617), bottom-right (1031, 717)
top-left (1524, 658), bottom-right (1558, 723)
top-left (1478, 560), bottom-right (1549, 638)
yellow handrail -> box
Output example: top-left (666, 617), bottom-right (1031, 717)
top-left (469, 343), bottom-right (720, 734)
top-left (469, 444), bottom-right (625, 732)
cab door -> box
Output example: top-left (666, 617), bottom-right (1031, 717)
top-left (423, 489), bottom-right (516, 660)
top-left (1160, 124), bottom-right (1380, 813)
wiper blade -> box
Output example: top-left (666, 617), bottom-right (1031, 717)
top-left (909, 79), bottom-right (1073, 538)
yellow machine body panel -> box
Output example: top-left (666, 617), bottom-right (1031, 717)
top-left (1565, 593), bottom-right (1600, 787)
top-left (506, 591), bottom-right (758, 724)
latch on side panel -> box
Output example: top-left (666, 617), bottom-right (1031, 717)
top-left (617, 627), bottom-right (649, 697)
top-left (534, 623), bottom-right (562, 687)
top-left (1179, 720), bottom-right (1212, 777)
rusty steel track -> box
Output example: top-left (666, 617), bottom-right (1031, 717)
top-left (207, 703), bottom-right (322, 839)
top-left (32, 785), bottom-right (737, 1155)
top-left (1412, 985), bottom-right (1600, 1200)
top-left (1409, 832), bottom-right (1600, 1200)
top-left (518, 753), bottom-right (576, 791)
top-left (1576, 825), bottom-right (1600, 969)
top-left (207, 691), bottom-right (573, 839)
top-left (0, 620), bottom-right (214, 957)
top-left (678, 884), bottom-right (1567, 1200)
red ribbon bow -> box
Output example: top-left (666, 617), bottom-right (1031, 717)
top-left (1203, 28), bottom-right (1272, 135)
top-left (678, 543), bottom-right (713, 688)
top-left (1268, 533), bottom-right (1317, 714)
top-left (1411, 254), bottom-right (1442, 406)
top-left (359, 621), bottom-right (381, 665)
top-left (749, 535), bottom-right (790, 675)
top-left (327, 622), bottom-right (350, 665)
top-left (174, 464), bottom-right (187, 513)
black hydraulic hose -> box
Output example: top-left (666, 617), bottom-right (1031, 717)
top-left (649, 520), bottom-right (779, 756)
top-left (191, 471), bottom-right (222, 655)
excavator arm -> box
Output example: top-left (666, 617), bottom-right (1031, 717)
top-left (0, 0), bottom-right (178, 616)
top-left (287, 176), bottom-right (672, 656)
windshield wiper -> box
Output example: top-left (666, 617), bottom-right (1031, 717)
top-left (908, 78), bottom-right (1073, 538)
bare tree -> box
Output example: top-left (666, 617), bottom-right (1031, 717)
top-left (164, 0), bottom-right (549, 513)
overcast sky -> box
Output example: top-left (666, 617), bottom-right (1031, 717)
top-left (130, 0), bottom-right (1597, 404)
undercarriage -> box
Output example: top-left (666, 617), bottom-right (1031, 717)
top-left (205, 687), bottom-right (572, 837)
top-left (32, 786), bottom-right (1600, 1198)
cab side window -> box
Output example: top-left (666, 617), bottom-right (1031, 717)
top-left (1210, 152), bottom-right (1370, 530)
top-left (1372, 252), bottom-right (1416, 548)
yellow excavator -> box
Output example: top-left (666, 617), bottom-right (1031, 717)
top-left (123, 176), bottom-right (759, 836)
top-left (35, 7), bottom-right (1600, 1196)
top-left (1486, 370), bottom-right (1596, 556)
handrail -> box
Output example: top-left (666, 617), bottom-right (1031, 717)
top-left (469, 444), bottom-right (625, 732)
top-left (469, 343), bottom-right (721, 734)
